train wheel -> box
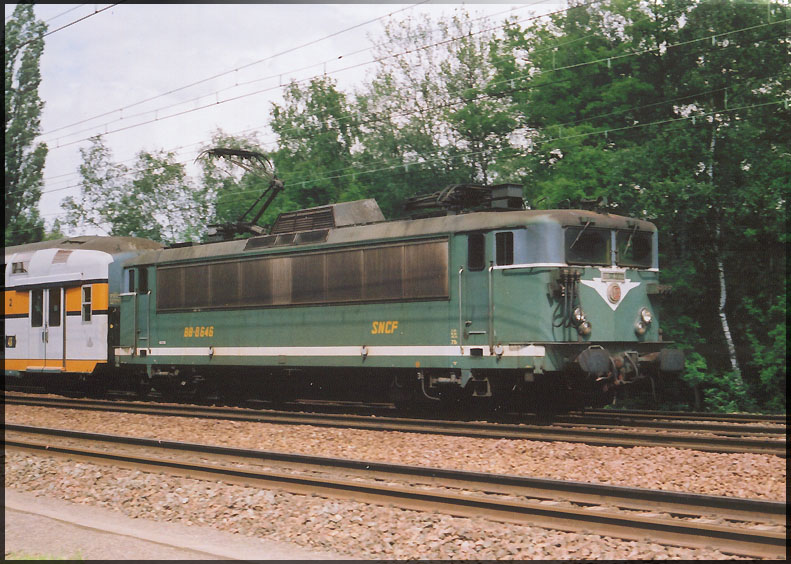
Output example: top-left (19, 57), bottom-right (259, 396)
top-left (389, 373), bottom-right (419, 411)
top-left (85, 377), bottom-right (108, 399)
top-left (135, 376), bottom-right (151, 400)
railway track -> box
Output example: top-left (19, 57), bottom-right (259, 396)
top-left (5, 423), bottom-right (786, 559)
top-left (4, 393), bottom-right (786, 456)
top-left (579, 408), bottom-right (787, 425)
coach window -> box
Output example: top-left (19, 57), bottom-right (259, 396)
top-left (128, 270), bottom-right (135, 293)
top-left (468, 233), bottom-right (485, 271)
top-left (48, 288), bottom-right (61, 327)
top-left (495, 232), bottom-right (514, 266)
top-left (31, 289), bottom-right (43, 328)
top-left (82, 286), bottom-right (92, 322)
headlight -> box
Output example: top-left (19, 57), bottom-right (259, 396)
top-left (635, 321), bottom-right (647, 336)
top-left (578, 320), bottom-right (592, 336)
top-left (640, 308), bottom-right (653, 324)
top-left (572, 307), bottom-right (586, 325)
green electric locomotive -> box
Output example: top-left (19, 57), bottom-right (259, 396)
top-left (114, 183), bottom-right (683, 411)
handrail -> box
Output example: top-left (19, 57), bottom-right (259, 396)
top-left (457, 266), bottom-right (464, 354)
top-left (488, 263), bottom-right (494, 353)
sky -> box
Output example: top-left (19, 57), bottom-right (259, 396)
top-left (6, 2), bottom-right (562, 236)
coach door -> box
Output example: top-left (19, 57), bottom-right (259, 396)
top-left (29, 287), bottom-right (65, 368)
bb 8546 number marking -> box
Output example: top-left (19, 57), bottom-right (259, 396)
top-left (184, 326), bottom-right (214, 338)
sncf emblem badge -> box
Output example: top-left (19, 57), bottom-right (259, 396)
top-left (581, 270), bottom-right (640, 311)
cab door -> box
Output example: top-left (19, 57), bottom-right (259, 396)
top-left (135, 268), bottom-right (151, 349)
top-left (461, 233), bottom-right (490, 349)
top-left (119, 268), bottom-right (150, 353)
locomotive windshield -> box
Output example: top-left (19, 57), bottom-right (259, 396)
top-left (616, 229), bottom-right (653, 268)
top-left (564, 226), bottom-right (610, 266)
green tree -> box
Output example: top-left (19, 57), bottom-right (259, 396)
top-left (357, 9), bottom-right (513, 216)
top-left (270, 76), bottom-right (365, 211)
top-left (492, 0), bottom-right (788, 411)
top-left (62, 136), bottom-right (206, 244)
top-left (5, 4), bottom-right (48, 245)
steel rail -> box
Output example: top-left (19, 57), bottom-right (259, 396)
top-left (582, 408), bottom-right (787, 424)
top-left (550, 416), bottom-right (786, 436)
top-left (5, 424), bottom-right (786, 559)
top-left (4, 395), bottom-right (786, 456)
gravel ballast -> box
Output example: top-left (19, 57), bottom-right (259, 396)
top-left (4, 404), bottom-right (785, 559)
top-left (5, 405), bottom-right (786, 500)
top-left (5, 452), bottom-right (754, 560)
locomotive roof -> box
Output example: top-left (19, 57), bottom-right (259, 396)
top-left (122, 206), bottom-right (656, 267)
top-left (4, 235), bottom-right (164, 258)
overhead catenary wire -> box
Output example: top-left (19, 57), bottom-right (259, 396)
top-left (13, 4), bottom-right (786, 236)
top-left (36, 0), bottom-right (593, 147)
top-left (8, 97), bottom-right (783, 239)
top-left (25, 71), bottom-right (780, 202)
top-left (31, 0), bottom-right (603, 190)
top-left (35, 0), bottom-right (438, 138)
top-left (9, 3), bottom-right (123, 50)
top-left (37, 15), bottom-right (788, 154)
top-left (24, 19), bottom-right (786, 196)
top-left (27, 47), bottom-right (782, 203)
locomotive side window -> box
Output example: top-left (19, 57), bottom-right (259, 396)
top-left (157, 267), bottom-right (183, 309)
top-left (270, 257), bottom-right (292, 305)
top-left (326, 250), bottom-right (363, 302)
top-left (138, 268), bottom-right (149, 293)
top-left (404, 241), bottom-right (448, 299)
top-left (616, 230), bottom-right (653, 268)
top-left (364, 246), bottom-right (403, 300)
top-left (468, 233), bottom-right (485, 271)
top-left (155, 239), bottom-right (448, 311)
top-left (565, 226), bottom-right (610, 266)
top-left (210, 262), bottom-right (241, 308)
top-left (82, 286), bottom-right (92, 322)
top-left (292, 254), bottom-right (325, 304)
top-left (495, 232), bottom-right (514, 266)
top-left (48, 288), bottom-right (61, 327)
top-left (128, 270), bottom-right (135, 293)
top-left (240, 258), bottom-right (272, 306)
top-left (182, 264), bottom-right (210, 309)
top-left (31, 289), bottom-right (43, 327)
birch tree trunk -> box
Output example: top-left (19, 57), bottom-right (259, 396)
top-left (708, 126), bottom-right (742, 379)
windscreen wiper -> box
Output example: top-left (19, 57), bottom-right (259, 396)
top-left (621, 224), bottom-right (639, 257)
top-left (569, 220), bottom-right (591, 250)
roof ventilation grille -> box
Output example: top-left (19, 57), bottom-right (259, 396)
top-left (270, 199), bottom-right (385, 235)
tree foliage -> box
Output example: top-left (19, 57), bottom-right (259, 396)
top-left (62, 136), bottom-right (205, 244)
top-left (5, 4), bottom-right (48, 245)
top-left (269, 76), bottom-right (366, 213)
top-left (491, 0), bottom-right (788, 411)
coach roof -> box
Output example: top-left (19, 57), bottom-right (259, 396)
top-left (5, 235), bottom-right (163, 257)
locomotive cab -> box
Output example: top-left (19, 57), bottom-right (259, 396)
top-left (450, 213), bottom-right (682, 411)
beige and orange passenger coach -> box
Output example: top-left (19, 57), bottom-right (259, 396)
top-left (4, 236), bottom-right (162, 380)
